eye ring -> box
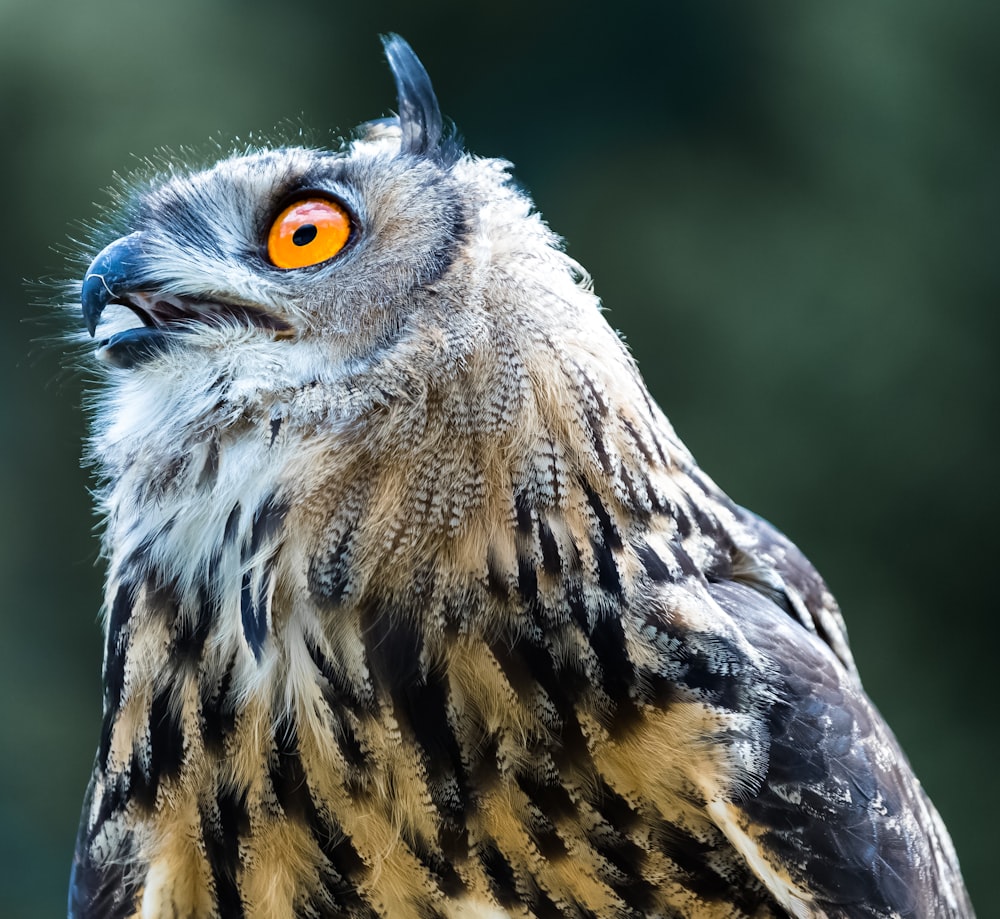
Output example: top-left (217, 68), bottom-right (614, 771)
top-left (266, 195), bottom-right (353, 269)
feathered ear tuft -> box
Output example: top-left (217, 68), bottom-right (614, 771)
top-left (381, 34), bottom-right (445, 158)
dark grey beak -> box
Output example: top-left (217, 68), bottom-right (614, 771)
top-left (81, 232), bottom-right (147, 336)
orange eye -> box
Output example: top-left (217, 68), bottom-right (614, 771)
top-left (267, 197), bottom-right (352, 269)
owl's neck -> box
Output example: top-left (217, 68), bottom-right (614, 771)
top-left (91, 320), bottom-right (736, 672)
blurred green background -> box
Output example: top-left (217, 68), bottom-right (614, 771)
top-left (1, 0), bottom-right (995, 915)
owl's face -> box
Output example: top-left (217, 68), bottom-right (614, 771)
top-left (84, 135), bottom-right (468, 372)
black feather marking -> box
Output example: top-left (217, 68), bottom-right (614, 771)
top-left (435, 861), bottom-right (468, 899)
top-left (537, 520), bottom-right (561, 575)
top-left (514, 493), bottom-right (533, 534)
top-left (587, 613), bottom-right (643, 736)
top-left (591, 537), bottom-right (622, 596)
top-left (618, 464), bottom-right (652, 523)
top-left (606, 870), bottom-right (662, 915)
top-left (270, 718), bottom-right (313, 821)
top-left (582, 480), bottom-right (623, 550)
top-left (652, 818), bottom-right (735, 903)
top-left (517, 555), bottom-right (538, 603)
top-left (529, 817), bottom-right (568, 861)
top-left (205, 854), bottom-right (244, 919)
top-left (593, 778), bottom-right (641, 833)
top-left (305, 635), bottom-right (374, 722)
top-left (637, 542), bottom-right (673, 583)
top-left (240, 497), bottom-right (285, 657)
top-left (584, 405), bottom-right (614, 475)
top-left (381, 34), bottom-right (444, 158)
top-left (581, 782), bottom-right (666, 913)
top-left (172, 586), bottom-right (214, 667)
top-left (308, 527), bottom-right (354, 608)
top-left (406, 828), bottom-right (468, 898)
top-left (631, 661), bottom-right (681, 711)
top-left (591, 836), bottom-right (659, 914)
top-left (240, 570), bottom-right (267, 660)
top-left (645, 478), bottom-right (669, 515)
top-left (323, 705), bottom-right (368, 777)
top-left (148, 686), bottom-right (185, 785)
top-left (97, 711), bottom-right (115, 771)
top-left (529, 888), bottom-right (564, 919)
top-left (128, 749), bottom-right (157, 812)
top-left (203, 786), bottom-right (249, 918)
top-left (358, 600), bottom-right (470, 830)
top-left (566, 586), bottom-right (592, 631)
top-left (516, 772), bottom-right (576, 823)
top-left (223, 502), bottom-right (241, 546)
top-left (402, 667), bottom-right (468, 821)
top-left (686, 501), bottom-right (732, 555)
top-left (467, 732), bottom-right (501, 795)
top-left (669, 541), bottom-right (700, 579)
top-left (479, 843), bottom-right (520, 908)
top-left (269, 720), bottom-right (375, 919)
top-left (641, 613), bottom-right (751, 712)
top-left (489, 634), bottom-right (591, 772)
top-left (307, 808), bottom-right (374, 915)
top-left (200, 655), bottom-right (237, 756)
top-left (673, 502), bottom-right (692, 538)
top-left (575, 369), bottom-right (616, 477)
top-left (438, 822), bottom-right (471, 870)
top-left (104, 583), bottom-right (133, 715)
top-left (248, 496), bottom-right (289, 557)
top-left (579, 368), bottom-right (609, 415)
top-left (621, 417), bottom-right (655, 465)
top-left (359, 599), bottom-right (422, 700)
top-left (145, 575), bottom-right (182, 631)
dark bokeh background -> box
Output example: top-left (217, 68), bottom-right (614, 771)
top-left (2, 1), bottom-right (995, 915)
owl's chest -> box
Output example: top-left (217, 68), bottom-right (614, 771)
top-left (143, 594), bottom-right (769, 919)
top-left (85, 511), bottom-right (775, 919)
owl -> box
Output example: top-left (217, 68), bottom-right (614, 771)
top-left (69, 34), bottom-right (974, 919)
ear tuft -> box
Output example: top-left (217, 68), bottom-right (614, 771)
top-left (380, 34), bottom-right (445, 158)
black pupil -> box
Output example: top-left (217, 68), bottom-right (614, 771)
top-left (292, 224), bottom-right (318, 247)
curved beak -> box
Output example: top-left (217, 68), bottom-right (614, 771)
top-left (81, 232), bottom-right (147, 336)
top-left (80, 231), bottom-right (294, 370)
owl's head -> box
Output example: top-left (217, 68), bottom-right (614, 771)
top-left (82, 36), bottom-right (589, 369)
top-left (79, 36), bottom-right (671, 496)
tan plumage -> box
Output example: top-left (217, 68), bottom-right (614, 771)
top-left (69, 35), bottom-right (973, 919)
